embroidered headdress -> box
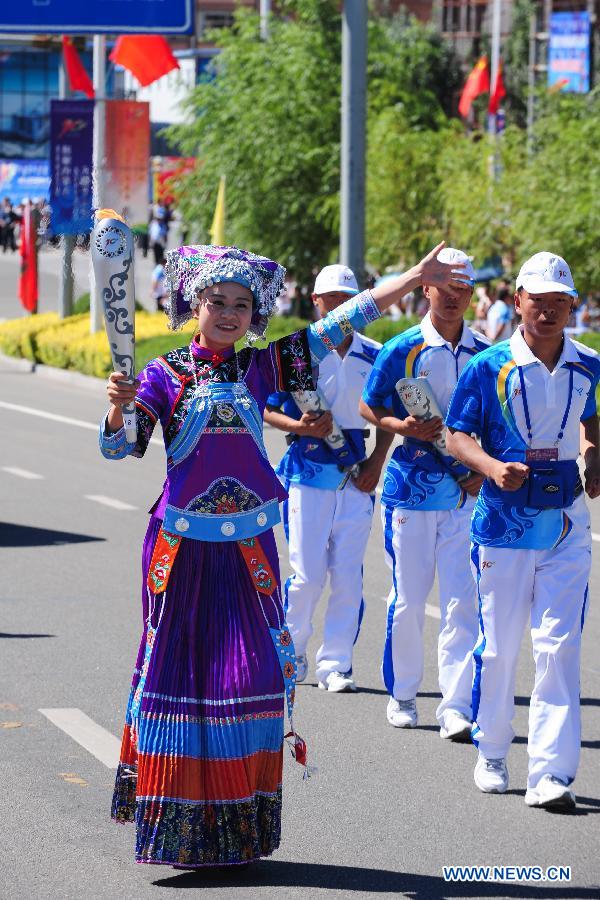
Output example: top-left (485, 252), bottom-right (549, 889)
top-left (164, 245), bottom-right (286, 341)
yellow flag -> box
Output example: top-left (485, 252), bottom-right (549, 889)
top-left (210, 175), bottom-right (226, 246)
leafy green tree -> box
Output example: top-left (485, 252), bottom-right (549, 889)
top-left (438, 89), bottom-right (600, 292)
top-left (366, 108), bottom-right (451, 272)
top-left (502, 0), bottom-right (536, 128)
top-left (167, 4), bottom-right (341, 284)
top-left (509, 90), bottom-right (600, 292)
top-left (368, 12), bottom-right (462, 125)
top-left (167, 2), bottom-right (463, 284)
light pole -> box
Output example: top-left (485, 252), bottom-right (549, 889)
top-left (340, 0), bottom-right (367, 286)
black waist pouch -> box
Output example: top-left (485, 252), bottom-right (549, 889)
top-left (483, 460), bottom-right (582, 510)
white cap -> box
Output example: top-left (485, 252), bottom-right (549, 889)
top-left (516, 251), bottom-right (577, 297)
top-left (314, 264), bottom-right (359, 296)
top-left (436, 247), bottom-right (475, 287)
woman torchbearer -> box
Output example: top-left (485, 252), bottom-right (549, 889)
top-left (99, 241), bottom-right (465, 868)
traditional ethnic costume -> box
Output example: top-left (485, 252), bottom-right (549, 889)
top-left (99, 246), bottom-right (382, 867)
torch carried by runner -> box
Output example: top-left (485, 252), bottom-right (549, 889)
top-left (291, 389), bottom-right (361, 484)
top-left (91, 210), bottom-right (137, 442)
top-left (395, 377), bottom-right (471, 483)
top-left (395, 378), bottom-right (448, 454)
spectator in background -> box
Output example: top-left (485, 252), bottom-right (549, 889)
top-left (486, 287), bottom-right (513, 343)
top-left (275, 284), bottom-right (293, 316)
top-left (151, 258), bottom-right (168, 312)
top-left (473, 284), bottom-right (493, 333)
top-left (149, 217), bottom-right (166, 266)
top-left (566, 298), bottom-right (591, 336)
top-left (1, 198), bottom-right (17, 252)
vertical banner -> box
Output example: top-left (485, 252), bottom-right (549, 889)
top-left (50, 100), bottom-right (94, 235)
top-left (548, 12), bottom-right (591, 94)
top-left (104, 101), bottom-right (150, 227)
top-left (18, 203), bottom-right (39, 314)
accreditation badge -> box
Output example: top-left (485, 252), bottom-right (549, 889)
top-left (526, 448), bottom-right (558, 462)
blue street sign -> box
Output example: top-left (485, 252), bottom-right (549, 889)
top-left (0, 1), bottom-right (194, 35)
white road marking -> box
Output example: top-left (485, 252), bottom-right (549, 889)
top-left (39, 708), bottom-right (121, 769)
top-left (85, 494), bottom-right (137, 511)
top-left (592, 533), bottom-right (600, 543)
top-left (0, 400), bottom-right (99, 431)
top-left (1, 466), bottom-right (43, 480)
top-left (0, 400), bottom-right (161, 445)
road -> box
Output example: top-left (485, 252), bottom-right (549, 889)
top-left (1, 358), bottom-right (599, 900)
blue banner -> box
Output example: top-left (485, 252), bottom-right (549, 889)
top-left (0, 160), bottom-right (50, 204)
top-left (0, 1), bottom-right (193, 34)
top-left (50, 100), bottom-right (94, 236)
top-left (548, 12), bottom-right (590, 94)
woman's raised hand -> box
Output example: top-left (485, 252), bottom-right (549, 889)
top-left (418, 241), bottom-right (468, 293)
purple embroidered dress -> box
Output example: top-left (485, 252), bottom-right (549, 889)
top-left (100, 291), bottom-right (380, 868)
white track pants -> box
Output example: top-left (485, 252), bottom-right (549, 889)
top-left (381, 504), bottom-right (478, 722)
top-left (472, 499), bottom-right (591, 789)
top-left (283, 481), bottom-right (374, 682)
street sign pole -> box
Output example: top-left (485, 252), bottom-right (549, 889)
top-left (340, 0), bottom-right (367, 286)
top-left (91, 34), bottom-right (106, 333)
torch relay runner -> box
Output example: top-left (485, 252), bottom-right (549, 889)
top-left (445, 252), bottom-right (600, 811)
top-left (265, 264), bottom-right (393, 693)
top-left (99, 236), bottom-right (467, 868)
top-left (359, 248), bottom-right (490, 739)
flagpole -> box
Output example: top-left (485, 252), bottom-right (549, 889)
top-left (488, 0), bottom-right (501, 137)
top-left (58, 52), bottom-right (75, 319)
top-left (91, 34), bottom-right (107, 333)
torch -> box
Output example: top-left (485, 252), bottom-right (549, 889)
top-left (91, 210), bottom-right (137, 443)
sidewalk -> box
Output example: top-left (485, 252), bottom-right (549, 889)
top-left (0, 244), bottom-right (158, 322)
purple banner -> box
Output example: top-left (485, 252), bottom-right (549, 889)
top-left (50, 99), bottom-right (94, 235)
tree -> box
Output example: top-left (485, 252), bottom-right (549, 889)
top-left (166, 4), bottom-right (341, 285)
top-left (167, 3), bottom-right (464, 284)
top-left (368, 12), bottom-right (462, 126)
top-left (366, 108), bottom-right (451, 272)
top-left (502, 0), bottom-right (536, 128)
top-left (438, 89), bottom-right (600, 292)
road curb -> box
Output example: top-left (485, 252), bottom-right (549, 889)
top-left (0, 351), bottom-right (104, 392)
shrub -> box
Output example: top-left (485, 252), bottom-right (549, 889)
top-left (72, 292), bottom-right (145, 316)
top-left (364, 316), bottom-right (419, 344)
top-left (0, 313), bottom-right (80, 361)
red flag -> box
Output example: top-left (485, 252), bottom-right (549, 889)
top-left (18, 204), bottom-right (38, 314)
top-left (62, 36), bottom-right (94, 99)
top-left (458, 56), bottom-right (490, 118)
top-left (489, 60), bottom-right (507, 114)
top-left (110, 36), bottom-right (179, 87)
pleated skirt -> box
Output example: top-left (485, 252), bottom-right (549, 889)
top-left (111, 516), bottom-right (287, 867)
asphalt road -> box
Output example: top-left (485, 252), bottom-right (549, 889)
top-left (1, 358), bottom-right (600, 900)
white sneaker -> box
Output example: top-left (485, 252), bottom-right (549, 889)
top-left (525, 775), bottom-right (576, 810)
top-left (318, 671), bottom-right (357, 693)
top-left (440, 710), bottom-right (472, 743)
top-left (386, 697), bottom-right (417, 728)
top-left (474, 755), bottom-right (509, 793)
top-left (295, 655), bottom-right (308, 684)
